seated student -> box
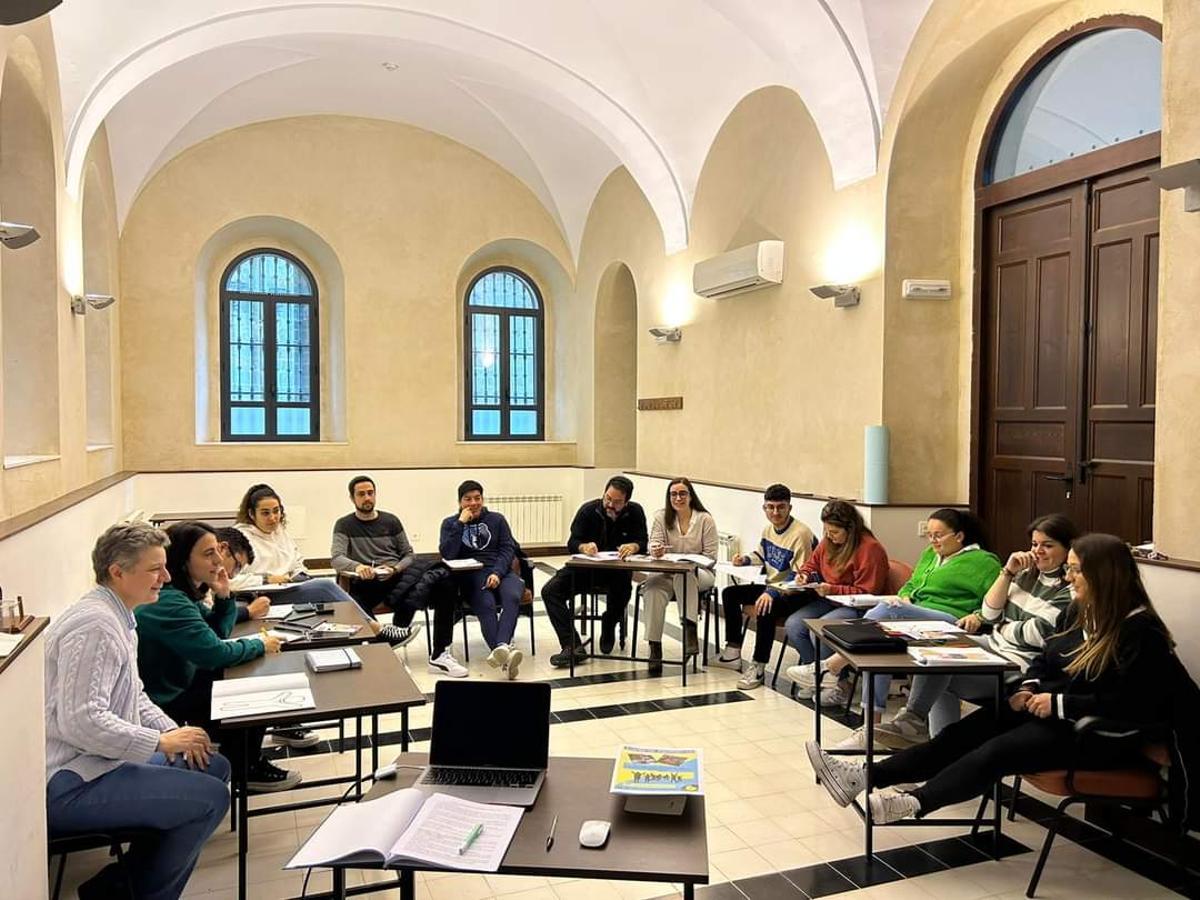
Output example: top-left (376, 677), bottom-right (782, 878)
top-left (331, 474), bottom-right (440, 648)
top-left (877, 513), bottom-right (1080, 748)
top-left (439, 479), bottom-right (525, 679)
top-left (776, 501), bottom-right (890, 697)
top-left (806, 534), bottom-right (1182, 827)
top-left (713, 484), bottom-right (815, 688)
top-left (229, 483), bottom-right (354, 605)
top-left (824, 508), bottom-right (1001, 749)
top-left (214, 526), bottom-right (271, 624)
top-left (641, 477), bottom-right (719, 673)
top-left (135, 521), bottom-right (304, 792)
top-left (541, 476), bottom-right (648, 668)
top-left (45, 522), bottom-right (230, 900)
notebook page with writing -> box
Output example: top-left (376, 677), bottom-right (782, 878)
top-left (388, 792), bottom-right (522, 872)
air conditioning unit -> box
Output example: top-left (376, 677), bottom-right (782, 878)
top-left (693, 240), bottom-right (784, 299)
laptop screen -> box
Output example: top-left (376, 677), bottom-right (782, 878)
top-left (429, 680), bottom-right (552, 769)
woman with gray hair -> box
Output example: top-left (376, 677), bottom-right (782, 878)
top-left (44, 522), bottom-right (231, 900)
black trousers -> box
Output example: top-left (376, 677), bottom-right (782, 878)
top-left (541, 568), bottom-right (633, 649)
top-left (874, 705), bottom-right (1146, 815)
top-left (346, 575), bottom-right (417, 627)
top-left (160, 672), bottom-right (265, 774)
top-left (722, 584), bottom-right (811, 664)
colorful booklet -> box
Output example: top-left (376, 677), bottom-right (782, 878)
top-left (907, 645), bottom-right (1005, 666)
top-left (610, 745), bottom-right (704, 796)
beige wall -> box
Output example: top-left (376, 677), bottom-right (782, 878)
top-left (575, 87), bottom-right (886, 498)
top-left (119, 116), bottom-right (577, 471)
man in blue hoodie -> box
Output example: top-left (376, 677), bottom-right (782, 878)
top-left (439, 480), bottom-right (525, 678)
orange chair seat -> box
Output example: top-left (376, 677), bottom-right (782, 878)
top-left (1022, 767), bottom-right (1161, 799)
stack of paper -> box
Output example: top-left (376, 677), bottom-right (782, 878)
top-left (662, 553), bottom-right (715, 568)
top-left (571, 551), bottom-right (621, 561)
top-left (827, 594), bottom-right (895, 609)
top-left (262, 604), bottom-right (295, 620)
top-left (443, 558), bottom-right (482, 570)
top-left (882, 620), bottom-right (964, 640)
top-left (211, 672), bottom-right (316, 720)
top-left (907, 645), bottom-right (1004, 666)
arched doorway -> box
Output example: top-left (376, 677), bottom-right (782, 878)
top-left (593, 262), bottom-right (638, 468)
top-left (974, 18), bottom-right (1162, 552)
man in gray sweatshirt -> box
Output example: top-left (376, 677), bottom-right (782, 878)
top-left (44, 522), bottom-right (230, 900)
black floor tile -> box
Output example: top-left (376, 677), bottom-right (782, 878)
top-left (694, 883), bottom-right (749, 900)
top-left (590, 704), bottom-right (628, 718)
top-left (622, 700), bottom-right (663, 715)
top-left (827, 854), bottom-right (903, 888)
top-left (874, 845), bottom-right (949, 877)
top-left (733, 872), bottom-right (808, 899)
top-left (780, 863), bottom-right (856, 897)
top-left (959, 830), bottom-right (1032, 859)
top-left (918, 836), bottom-right (992, 868)
top-left (554, 708), bottom-right (595, 723)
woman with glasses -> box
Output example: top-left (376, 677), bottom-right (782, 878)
top-left (781, 501), bottom-right (890, 698)
top-left (824, 508), bottom-right (1001, 749)
top-left (640, 477), bottom-right (719, 673)
top-left (714, 483), bottom-right (816, 689)
top-left (877, 513), bottom-right (1080, 747)
top-left (806, 533), bottom-right (1181, 828)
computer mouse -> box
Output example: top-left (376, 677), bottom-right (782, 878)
top-left (578, 819), bottom-right (611, 848)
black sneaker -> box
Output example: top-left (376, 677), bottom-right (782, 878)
top-left (377, 622), bottom-right (422, 648)
top-left (78, 863), bottom-right (128, 900)
top-left (647, 641), bottom-right (663, 675)
top-left (550, 646), bottom-right (588, 669)
top-left (247, 759), bottom-right (302, 793)
top-left (270, 727), bottom-right (320, 749)
top-left (599, 618), bottom-right (616, 654)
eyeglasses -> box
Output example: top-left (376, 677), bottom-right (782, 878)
top-left (763, 503), bottom-right (790, 513)
top-left (1065, 564), bottom-right (1082, 575)
top-left (668, 491), bottom-right (690, 499)
top-left (927, 531), bottom-right (955, 543)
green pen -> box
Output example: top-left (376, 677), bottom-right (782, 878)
top-left (457, 823), bottom-right (484, 855)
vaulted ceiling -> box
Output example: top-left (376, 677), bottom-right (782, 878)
top-left (49, 0), bottom-right (933, 257)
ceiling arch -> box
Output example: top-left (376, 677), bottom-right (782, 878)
top-left (50, 0), bottom-right (933, 257)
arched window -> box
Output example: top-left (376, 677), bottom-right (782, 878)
top-left (464, 267), bottom-right (544, 440)
top-left (219, 250), bottom-right (320, 441)
top-left (985, 27), bottom-right (1161, 184)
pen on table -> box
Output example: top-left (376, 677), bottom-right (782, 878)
top-left (458, 823), bottom-right (484, 855)
top-left (545, 814), bottom-right (558, 851)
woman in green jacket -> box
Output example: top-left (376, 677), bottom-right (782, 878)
top-left (135, 521), bottom-right (300, 792)
top-left (823, 508), bottom-right (1001, 750)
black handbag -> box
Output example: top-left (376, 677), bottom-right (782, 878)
top-left (823, 621), bottom-right (907, 654)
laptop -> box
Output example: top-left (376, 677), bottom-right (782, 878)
top-left (415, 680), bottom-right (551, 807)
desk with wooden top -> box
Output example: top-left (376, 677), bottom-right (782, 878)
top-left (230, 599), bottom-right (381, 651)
top-left (315, 754), bottom-right (710, 900)
top-left (221, 643), bottom-right (426, 900)
top-left (808, 618), bottom-right (1019, 861)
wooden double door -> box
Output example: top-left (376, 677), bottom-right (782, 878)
top-left (979, 161), bottom-right (1159, 553)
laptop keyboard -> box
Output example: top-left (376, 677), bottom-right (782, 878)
top-left (422, 767), bottom-right (539, 788)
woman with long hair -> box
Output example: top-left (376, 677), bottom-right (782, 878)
top-left (806, 533), bottom-right (1178, 825)
top-left (777, 500), bottom-right (890, 696)
top-left (878, 513), bottom-right (1080, 747)
top-left (133, 521), bottom-right (301, 792)
top-left (640, 477), bottom-right (719, 672)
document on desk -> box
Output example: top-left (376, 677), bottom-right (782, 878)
top-left (662, 553), bottom-right (715, 568)
top-left (0, 632), bottom-right (24, 658)
top-left (826, 593), bottom-right (893, 609)
top-left (443, 558), bottom-right (482, 571)
top-left (286, 788), bottom-right (521, 872)
top-left (714, 563), bottom-right (766, 583)
top-left (262, 604), bottom-right (295, 620)
top-left (882, 620), bottom-right (964, 640)
top-left (210, 672), bottom-right (316, 720)
top-left (571, 551), bottom-right (621, 561)
top-left (908, 645), bottom-right (1004, 666)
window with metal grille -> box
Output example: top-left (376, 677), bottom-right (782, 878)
top-left (219, 250), bottom-right (320, 441)
top-left (464, 267), bottom-right (544, 440)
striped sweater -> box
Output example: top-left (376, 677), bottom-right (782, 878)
top-left (981, 566), bottom-right (1072, 671)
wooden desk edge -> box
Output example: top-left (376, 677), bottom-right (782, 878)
top-left (0, 616), bottom-right (49, 678)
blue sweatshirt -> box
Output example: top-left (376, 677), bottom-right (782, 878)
top-left (439, 508), bottom-right (516, 579)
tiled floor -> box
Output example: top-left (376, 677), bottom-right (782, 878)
top-left (50, 585), bottom-right (1192, 900)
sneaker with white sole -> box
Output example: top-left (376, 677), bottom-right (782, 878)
top-left (486, 644), bottom-right (511, 669)
top-left (428, 650), bottom-right (468, 678)
top-left (876, 706), bottom-right (930, 749)
top-left (711, 645), bottom-right (744, 672)
top-left (270, 727), bottom-right (320, 749)
top-left (504, 648), bottom-right (524, 680)
top-left (786, 662), bottom-right (816, 685)
top-left (805, 740), bottom-right (866, 807)
top-left (793, 681), bottom-right (815, 700)
top-left (833, 726), bottom-right (868, 752)
top-left (818, 680), bottom-right (852, 708)
top-left (377, 622), bottom-right (422, 648)
top-left (246, 759), bottom-right (303, 793)
top-left (868, 789), bottom-right (920, 824)
top-left (736, 662), bottom-right (766, 691)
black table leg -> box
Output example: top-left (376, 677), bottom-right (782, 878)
top-left (865, 672), bottom-right (875, 859)
top-left (332, 867), bottom-right (346, 900)
top-left (568, 567), bottom-right (577, 678)
top-left (680, 569), bottom-right (689, 688)
top-left (237, 729), bottom-right (249, 900)
top-left (813, 635), bottom-right (824, 750)
top-left (372, 713), bottom-right (380, 773)
top-left (401, 867), bottom-right (415, 900)
top-left (992, 673), bottom-right (1003, 857)
top-left (683, 882), bottom-right (694, 900)
top-left (355, 715), bottom-right (363, 800)
top-left (401, 708), bottom-right (409, 752)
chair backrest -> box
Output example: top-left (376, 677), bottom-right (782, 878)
top-left (885, 559), bottom-right (914, 594)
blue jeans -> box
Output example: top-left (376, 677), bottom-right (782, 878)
top-left (861, 602), bottom-right (959, 711)
top-left (274, 578), bottom-right (354, 604)
top-left (457, 571), bottom-right (524, 649)
top-left (783, 598), bottom-right (860, 665)
top-left (47, 753), bottom-right (231, 900)
top-left (907, 671), bottom-right (1004, 736)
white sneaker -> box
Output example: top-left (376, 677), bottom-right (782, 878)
top-left (818, 680), bottom-right (852, 708)
top-left (868, 789), bottom-right (920, 824)
top-left (486, 644), bottom-right (511, 669)
top-left (428, 650), bottom-right (468, 678)
top-left (711, 645), bottom-right (744, 671)
top-left (504, 648), bottom-right (524, 680)
top-left (793, 682), bottom-right (815, 700)
top-left (786, 662), bottom-right (816, 685)
top-left (876, 706), bottom-right (930, 749)
top-left (805, 740), bottom-right (867, 807)
top-left (736, 662), bottom-right (766, 691)
top-left (833, 726), bottom-right (868, 752)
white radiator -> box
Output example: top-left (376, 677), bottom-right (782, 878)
top-left (488, 494), bottom-right (564, 544)
top-left (717, 531), bottom-right (740, 563)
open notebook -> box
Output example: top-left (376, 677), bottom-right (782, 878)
top-left (210, 672), bottom-right (315, 720)
top-left (286, 788), bottom-right (523, 872)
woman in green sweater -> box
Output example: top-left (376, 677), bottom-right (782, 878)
top-left (135, 521), bottom-right (300, 792)
top-left (825, 508), bottom-right (1001, 750)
